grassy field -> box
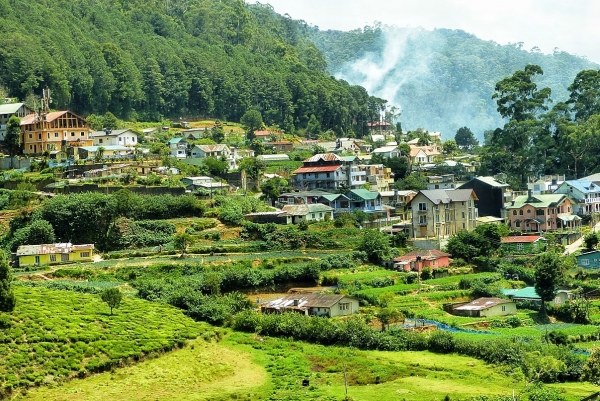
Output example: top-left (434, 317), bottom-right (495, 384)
top-left (17, 332), bottom-right (599, 401)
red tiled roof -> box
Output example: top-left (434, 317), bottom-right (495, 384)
top-left (293, 165), bottom-right (342, 174)
top-left (501, 236), bottom-right (543, 244)
top-left (394, 249), bottom-right (450, 262)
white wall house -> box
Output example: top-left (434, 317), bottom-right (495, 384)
top-left (90, 129), bottom-right (138, 147)
top-left (190, 144), bottom-right (239, 170)
top-left (168, 137), bottom-right (188, 158)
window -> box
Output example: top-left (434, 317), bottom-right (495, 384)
top-left (339, 302), bottom-right (350, 311)
top-left (527, 209), bottom-right (532, 214)
top-left (99, 139), bottom-right (103, 143)
top-left (80, 252), bottom-right (90, 258)
top-left (319, 213), bottom-right (323, 218)
top-left (419, 215), bottom-right (427, 224)
top-left (311, 213), bottom-right (315, 219)
top-left (38, 133), bottom-right (42, 140)
top-left (47, 133), bottom-right (50, 138)
top-left (582, 259), bottom-right (590, 266)
top-left (516, 221), bottom-right (521, 227)
top-left (462, 212), bottom-right (465, 218)
top-left (418, 202), bottom-right (427, 211)
top-left (61, 253), bottom-right (70, 262)
top-left (50, 254), bottom-right (56, 262)
top-left (462, 223), bottom-right (465, 229)
top-left (436, 214), bottom-right (440, 222)
top-left (35, 255), bottom-right (40, 265)
top-left (512, 210), bottom-right (517, 215)
top-left (54, 132), bottom-right (59, 137)
top-left (119, 137), bottom-right (122, 141)
top-left (71, 132), bottom-right (75, 136)
top-left (517, 244), bottom-right (524, 251)
top-left (81, 132), bottom-right (85, 136)
top-left (519, 210), bottom-right (523, 215)
top-left (29, 134), bottom-right (32, 139)
top-left (502, 305), bottom-right (506, 312)
top-left (326, 173), bottom-right (330, 178)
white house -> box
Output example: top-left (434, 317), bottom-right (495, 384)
top-left (372, 145), bottom-right (400, 158)
top-left (190, 144), bottom-right (239, 170)
top-left (0, 102), bottom-right (34, 141)
top-left (90, 129), bottom-right (138, 147)
top-left (168, 137), bottom-right (188, 158)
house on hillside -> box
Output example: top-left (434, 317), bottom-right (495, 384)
top-left (90, 129), bottom-right (138, 147)
top-left (266, 141), bottom-right (293, 152)
top-left (168, 137), bottom-right (188, 158)
top-left (278, 190), bottom-right (332, 206)
top-left (292, 153), bottom-right (346, 190)
top-left (385, 249), bottom-right (451, 271)
top-left (409, 145), bottom-right (441, 165)
top-left (17, 243), bottom-right (94, 267)
top-left (459, 176), bottom-right (510, 218)
top-left (347, 189), bottom-right (383, 213)
top-left (372, 145), bottom-right (400, 159)
top-left (448, 298), bottom-right (516, 318)
top-left (190, 144), bottom-right (239, 170)
top-left (503, 287), bottom-right (573, 306)
top-left (280, 203), bottom-right (334, 224)
top-left (317, 193), bottom-right (351, 213)
top-left (77, 145), bottom-right (130, 160)
top-left (21, 110), bottom-right (93, 154)
top-left (554, 180), bottom-right (600, 216)
top-left (427, 174), bottom-right (457, 190)
top-left (576, 250), bottom-right (600, 269)
top-left (407, 189), bottom-right (478, 238)
top-left (262, 294), bottom-right (359, 317)
top-left (0, 102), bottom-right (34, 141)
top-left (500, 235), bottom-right (546, 254)
top-left (506, 191), bottom-right (579, 232)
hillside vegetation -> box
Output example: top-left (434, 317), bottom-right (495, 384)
top-left (311, 25), bottom-right (599, 138)
top-left (0, 0), bottom-right (378, 136)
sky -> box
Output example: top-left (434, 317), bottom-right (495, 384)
top-left (254, 0), bottom-right (600, 64)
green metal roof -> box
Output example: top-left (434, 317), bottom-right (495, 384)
top-left (507, 194), bottom-right (567, 209)
top-left (502, 287), bottom-right (540, 300)
top-left (349, 189), bottom-right (380, 200)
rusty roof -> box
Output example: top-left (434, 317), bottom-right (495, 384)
top-left (394, 249), bottom-right (451, 262)
top-left (293, 165), bottom-right (341, 174)
top-left (264, 294), bottom-right (356, 309)
top-left (501, 235), bottom-right (544, 244)
top-left (454, 297), bottom-right (513, 311)
top-left (303, 153), bottom-right (344, 163)
top-left (21, 111), bottom-right (85, 125)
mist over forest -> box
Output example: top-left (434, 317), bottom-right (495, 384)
top-left (311, 25), bottom-right (599, 140)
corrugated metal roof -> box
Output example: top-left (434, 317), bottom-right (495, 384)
top-left (0, 102), bottom-right (28, 115)
top-left (265, 294), bottom-right (354, 309)
top-left (90, 129), bottom-right (132, 137)
top-left (507, 193), bottom-right (567, 209)
top-left (349, 189), bottom-right (380, 200)
top-left (194, 144), bottom-right (230, 152)
top-left (454, 297), bottom-right (512, 311)
top-left (281, 204), bottom-right (334, 215)
top-left (16, 243), bottom-right (94, 256)
top-left (293, 165), bottom-right (341, 174)
top-left (21, 111), bottom-right (70, 125)
top-left (501, 236), bottom-right (544, 243)
top-left (303, 153), bottom-right (344, 163)
top-left (394, 250), bottom-right (451, 262)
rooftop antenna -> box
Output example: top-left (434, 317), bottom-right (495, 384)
top-left (41, 86), bottom-right (52, 114)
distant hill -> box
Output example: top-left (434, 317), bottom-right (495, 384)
top-left (310, 25), bottom-right (599, 140)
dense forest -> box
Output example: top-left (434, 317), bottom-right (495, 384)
top-left (310, 25), bottom-right (599, 139)
top-left (0, 0), bottom-right (386, 136)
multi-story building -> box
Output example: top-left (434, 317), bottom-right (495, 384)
top-left (458, 176), bottom-right (510, 218)
top-left (408, 189), bottom-right (478, 238)
top-left (0, 102), bottom-right (34, 141)
top-left (554, 180), bottom-right (600, 216)
top-left (427, 174), bottom-right (457, 190)
top-left (168, 137), bottom-right (188, 158)
top-left (409, 145), bottom-right (441, 165)
top-left (20, 111), bottom-right (92, 154)
top-left (506, 191), bottom-right (579, 232)
top-left (190, 144), bottom-right (241, 170)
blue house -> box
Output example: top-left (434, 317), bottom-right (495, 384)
top-left (576, 250), bottom-right (600, 269)
top-left (347, 189), bottom-right (383, 213)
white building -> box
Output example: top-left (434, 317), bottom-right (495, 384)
top-left (90, 129), bottom-right (138, 147)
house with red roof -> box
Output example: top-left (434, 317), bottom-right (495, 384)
top-left (292, 153), bottom-right (347, 190)
top-left (386, 249), bottom-right (451, 271)
top-left (500, 235), bottom-right (547, 254)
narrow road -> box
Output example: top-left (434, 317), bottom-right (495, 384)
top-left (563, 221), bottom-right (600, 255)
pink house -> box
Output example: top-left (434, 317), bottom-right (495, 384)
top-left (389, 250), bottom-right (451, 271)
top-left (506, 191), bottom-right (580, 232)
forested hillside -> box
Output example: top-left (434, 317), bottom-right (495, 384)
top-left (311, 25), bottom-right (599, 139)
top-left (0, 0), bottom-right (381, 135)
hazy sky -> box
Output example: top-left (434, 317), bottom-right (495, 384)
top-left (255, 0), bottom-right (600, 64)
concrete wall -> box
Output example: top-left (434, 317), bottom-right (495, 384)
top-left (0, 157), bottom-right (31, 170)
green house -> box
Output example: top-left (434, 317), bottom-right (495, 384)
top-left (577, 250), bottom-right (600, 269)
top-left (500, 235), bottom-right (546, 254)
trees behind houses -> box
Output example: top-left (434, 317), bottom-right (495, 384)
top-left (0, 251), bottom-right (15, 313)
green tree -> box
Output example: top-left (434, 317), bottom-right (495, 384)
top-left (396, 173), bottom-right (427, 191)
top-left (0, 250), bottom-right (16, 312)
top-left (100, 287), bottom-right (123, 315)
top-left (375, 308), bottom-right (402, 332)
top-left (211, 120), bottom-right (225, 143)
top-left (204, 156), bottom-right (229, 176)
top-left (397, 142), bottom-right (411, 156)
top-left (238, 157), bottom-right (266, 182)
top-left (260, 177), bottom-right (291, 206)
top-left (240, 109), bottom-right (263, 140)
top-left (534, 252), bottom-right (565, 315)
top-left (583, 347), bottom-right (600, 385)
top-left (10, 219), bottom-right (56, 252)
top-left (442, 140), bottom-right (459, 155)
top-left (95, 146), bottom-right (105, 162)
top-left (567, 69), bottom-right (600, 121)
top-left (306, 114), bottom-right (321, 139)
top-left (357, 229), bottom-right (393, 264)
top-left (584, 232), bottom-right (599, 251)
top-left (454, 127), bottom-right (478, 151)
top-left (5, 116), bottom-right (21, 157)
top-left (173, 232), bottom-right (194, 255)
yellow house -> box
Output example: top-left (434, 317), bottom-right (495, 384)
top-left (20, 111), bottom-right (93, 154)
top-left (16, 243), bottom-right (94, 267)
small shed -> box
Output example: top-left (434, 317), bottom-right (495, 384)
top-left (500, 235), bottom-right (546, 254)
top-left (577, 250), bottom-right (600, 269)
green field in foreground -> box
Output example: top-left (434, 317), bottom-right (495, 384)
top-left (18, 332), bottom-right (599, 401)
